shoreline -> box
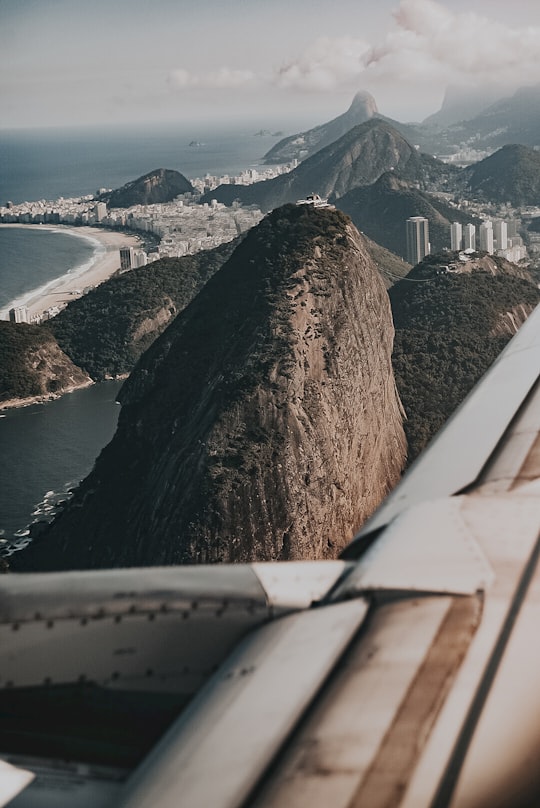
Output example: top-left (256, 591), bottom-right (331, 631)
top-left (0, 224), bottom-right (141, 322)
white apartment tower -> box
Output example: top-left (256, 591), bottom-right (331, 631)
top-left (479, 221), bottom-right (494, 255)
top-left (9, 306), bottom-right (28, 324)
top-left (450, 222), bottom-right (463, 251)
top-left (406, 217), bottom-right (430, 265)
top-left (463, 224), bottom-right (476, 251)
top-left (494, 220), bottom-right (508, 251)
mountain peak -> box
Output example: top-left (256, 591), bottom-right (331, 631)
top-left (13, 204), bottom-right (406, 570)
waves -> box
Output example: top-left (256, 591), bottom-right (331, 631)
top-left (0, 225), bottom-right (97, 313)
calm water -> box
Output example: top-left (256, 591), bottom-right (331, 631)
top-left (0, 381), bottom-right (123, 545)
top-left (0, 123), bottom-right (282, 204)
top-left (0, 123), bottom-right (273, 546)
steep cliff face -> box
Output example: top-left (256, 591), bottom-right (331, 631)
top-left (0, 322), bottom-right (91, 409)
top-left (14, 205), bottom-right (406, 571)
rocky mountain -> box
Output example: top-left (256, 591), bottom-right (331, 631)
top-left (13, 205), bottom-right (407, 571)
top-left (99, 168), bottom-right (194, 208)
top-left (202, 119), bottom-right (454, 212)
top-left (422, 84), bottom-right (506, 129)
top-left (390, 253), bottom-right (540, 462)
top-left (48, 239), bottom-right (240, 380)
top-left (337, 172), bottom-right (479, 259)
top-left (464, 144), bottom-right (540, 206)
top-left (263, 91), bottom-right (378, 164)
top-left (0, 322), bottom-right (91, 409)
top-left (438, 85), bottom-right (540, 154)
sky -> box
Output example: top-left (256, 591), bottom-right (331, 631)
top-left (2, 0), bottom-right (540, 131)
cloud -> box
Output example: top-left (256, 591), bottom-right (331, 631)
top-left (168, 67), bottom-right (257, 90)
top-left (273, 0), bottom-right (540, 94)
top-left (366, 0), bottom-right (540, 87)
top-left (276, 36), bottom-right (371, 91)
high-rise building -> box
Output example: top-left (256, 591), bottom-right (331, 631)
top-left (507, 219), bottom-right (519, 238)
top-left (120, 247), bottom-right (134, 270)
top-left (463, 224), bottom-right (476, 251)
top-left (9, 306), bottom-right (28, 324)
top-left (406, 217), bottom-right (430, 265)
top-left (479, 221), bottom-right (494, 255)
top-left (94, 202), bottom-right (107, 222)
top-left (450, 222), bottom-right (463, 251)
top-left (494, 220), bottom-right (508, 251)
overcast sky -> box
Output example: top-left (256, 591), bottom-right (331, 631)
top-left (2, 0), bottom-right (540, 130)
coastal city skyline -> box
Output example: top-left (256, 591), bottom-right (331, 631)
top-left (3, 0), bottom-right (540, 130)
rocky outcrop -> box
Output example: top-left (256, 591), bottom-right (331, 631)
top-left (263, 91), bottom-right (378, 164)
top-left (99, 168), bottom-right (194, 208)
top-left (13, 205), bottom-right (407, 571)
top-left (0, 322), bottom-right (91, 409)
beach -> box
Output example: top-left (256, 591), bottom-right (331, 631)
top-left (0, 225), bottom-right (141, 321)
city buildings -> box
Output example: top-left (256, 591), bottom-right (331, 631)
top-left (479, 221), bottom-right (494, 254)
top-left (9, 306), bottom-right (28, 324)
top-left (406, 217), bottom-right (430, 265)
top-left (494, 220), bottom-right (508, 250)
top-left (450, 222), bottom-right (463, 251)
top-left (463, 223), bottom-right (476, 251)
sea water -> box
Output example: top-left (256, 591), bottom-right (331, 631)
top-left (0, 123), bottom-right (279, 544)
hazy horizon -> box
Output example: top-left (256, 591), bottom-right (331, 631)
top-left (2, 0), bottom-right (540, 131)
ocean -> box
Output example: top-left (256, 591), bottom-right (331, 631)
top-left (0, 123), bottom-right (279, 546)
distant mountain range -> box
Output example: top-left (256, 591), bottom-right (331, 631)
top-left (263, 91), bottom-right (378, 164)
top-left (262, 85), bottom-right (540, 164)
top-left (202, 119), bottom-right (456, 212)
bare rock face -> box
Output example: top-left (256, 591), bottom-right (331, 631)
top-left (0, 322), bottom-right (91, 409)
top-left (14, 205), bottom-right (406, 571)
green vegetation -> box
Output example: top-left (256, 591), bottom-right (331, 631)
top-left (0, 322), bottom-right (61, 400)
top-left (467, 144), bottom-right (540, 206)
top-left (99, 169), bottom-right (194, 208)
top-left (390, 265), bottom-right (540, 462)
top-left (47, 240), bottom-right (239, 380)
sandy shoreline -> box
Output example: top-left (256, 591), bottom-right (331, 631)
top-left (0, 224), bottom-right (141, 321)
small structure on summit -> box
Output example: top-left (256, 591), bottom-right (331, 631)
top-left (296, 193), bottom-right (332, 208)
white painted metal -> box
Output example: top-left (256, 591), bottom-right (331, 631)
top-left (251, 597), bottom-right (454, 808)
top-left (116, 600), bottom-right (369, 808)
top-left (400, 493), bottom-right (540, 808)
top-left (5, 758), bottom-right (126, 808)
top-left (0, 567), bottom-right (271, 692)
top-left (0, 566), bottom-right (268, 623)
top-left (335, 498), bottom-right (494, 598)
top-left (0, 760), bottom-right (33, 807)
top-left (450, 571), bottom-right (540, 808)
top-left (251, 561), bottom-right (351, 610)
top-left (351, 303), bottom-right (540, 541)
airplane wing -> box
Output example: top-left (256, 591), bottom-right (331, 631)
top-left (1, 303), bottom-right (540, 808)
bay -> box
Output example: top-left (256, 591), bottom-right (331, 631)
top-left (1, 123), bottom-right (270, 552)
top-left (0, 381), bottom-right (123, 547)
top-left (0, 226), bottom-right (96, 311)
